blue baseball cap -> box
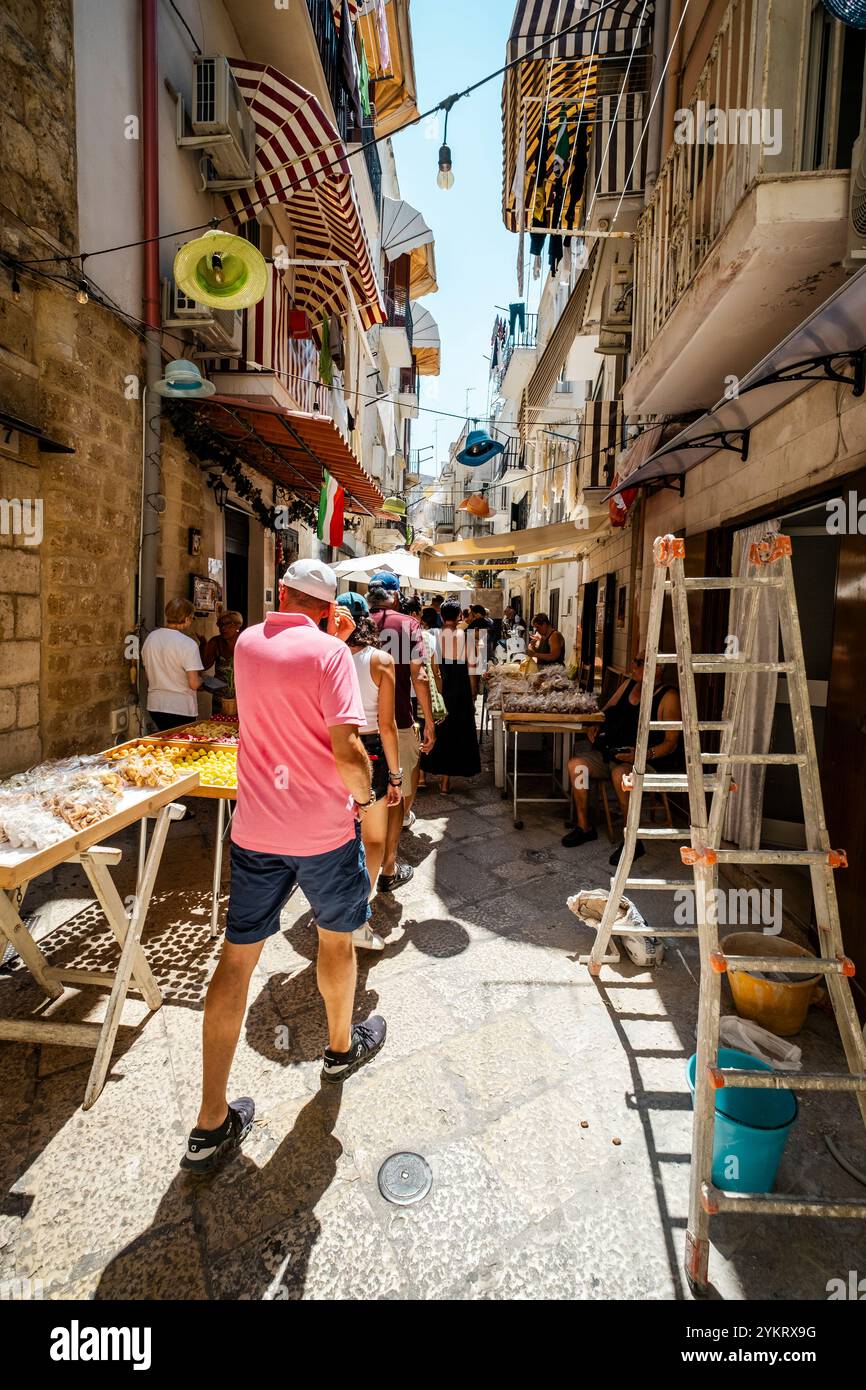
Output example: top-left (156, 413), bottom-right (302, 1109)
top-left (336, 591), bottom-right (369, 621)
top-left (369, 570), bottom-right (401, 591)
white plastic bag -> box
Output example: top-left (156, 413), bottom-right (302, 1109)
top-left (719, 1015), bottom-right (802, 1070)
top-left (568, 890), bottom-right (666, 967)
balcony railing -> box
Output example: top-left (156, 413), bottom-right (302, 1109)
top-left (632, 0), bottom-right (761, 362)
top-left (494, 439), bottom-right (524, 480)
top-left (222, 264), bottom-right (333, 419)
top-left (384, 292), bottom-right (414, 353)
top-left (436, 505), bottom-right (454, 529)
top-left (305, 0), bottom-right (352, 141)
top-left (359, 113), bottom-right (382, 215)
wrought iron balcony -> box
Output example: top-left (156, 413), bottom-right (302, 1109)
top-left (305, 0), bottom-right (352, 141)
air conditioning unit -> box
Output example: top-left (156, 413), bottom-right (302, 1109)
top-left (845, 130), bottom-right (866, 268)
top-left (176, 55), bottom-right (255, 188)
top-left (162, 278), bottom-right (243, 356)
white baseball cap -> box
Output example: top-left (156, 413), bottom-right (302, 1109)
top-left (280, 557), bottom-right (337, 602)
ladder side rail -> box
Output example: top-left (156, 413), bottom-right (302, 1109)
top-left (586, 560), bottom-right (669, 973)
top-left (704, 578), bottom-right (763, 850)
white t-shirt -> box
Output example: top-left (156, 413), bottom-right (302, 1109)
top-left (141, 627), bottom-right (203, 716)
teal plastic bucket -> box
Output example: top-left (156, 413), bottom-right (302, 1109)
top-left (686, 1047), bottom-right (797, 1192)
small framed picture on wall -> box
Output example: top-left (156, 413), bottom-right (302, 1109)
top-left (188, 527), bottom-right (202, 557)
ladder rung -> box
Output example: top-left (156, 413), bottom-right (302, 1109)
top-left (656, 655), bottom-right (793, 673)
top-left (719, 954), bottom-right (848, 977)
top-left (664, 577), bottom-right (784, 591)
top-left (711, 1068), bottom-right (866, 1091)
top-left (640, 774), bottom-right (724, 791)
top-left (649, 721), bottom-right (730, 731)
top-left (637, 828), bottom-right (691, 839)
top-left (700, 752), bottom-right (805, 765)
top-left (623, 877), bottom-right (695, 891)
top-left (702, 1184), bottom-right (866, 1219)
top-left (715, 848), bottom-right (845, 866)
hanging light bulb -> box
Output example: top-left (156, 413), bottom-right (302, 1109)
top-left (76, 279), bottom-right (89, 305)
top-left (437, 144), bottom-right (454, 190)
top-left (436, 96), bottom-right (458, 191)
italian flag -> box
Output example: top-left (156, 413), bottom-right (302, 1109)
top-left (317, 469), bottom-right (345, 547)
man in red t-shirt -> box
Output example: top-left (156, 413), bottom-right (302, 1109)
top-left (181, 560), bottom-right (388, 1175)
top-left (367, 572), bottom-right (435, 891)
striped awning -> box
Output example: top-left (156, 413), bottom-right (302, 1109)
top-left (507, 0), bottom-right (654, 61)
top-left (224, 61), bottom-right (384, 332)
top-left (356, 0), bottom-right (419, 136)
top-left (411, 301), bottom-right (440, 376)
top-left (502, 0), bottom-right (654, 232)
top-left (190, 395), bottom-right (384, 514)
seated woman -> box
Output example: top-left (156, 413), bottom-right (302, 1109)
top-left (527, 612), bottom-right (565, 665)
top-left (563, 654), bottom-right (683, 862)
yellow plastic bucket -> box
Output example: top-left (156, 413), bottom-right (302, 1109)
top-left (723, 932), bottom-right (819, 1037)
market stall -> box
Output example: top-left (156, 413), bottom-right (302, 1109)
top-left (0, 752), bottom-right (199, 1108)
top-left (108, 717), bottom-right (239, 938)
top-left (486, 665), bottom-right (602, 828)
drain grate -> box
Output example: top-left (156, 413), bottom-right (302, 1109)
top-left (377, 1152), bottom-right (433, 1206)
top-left (524, 848), bottom-right (552, 863)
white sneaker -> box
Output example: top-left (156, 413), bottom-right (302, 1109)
top-left (402, 809), bottom-right (416, 830)
top-left (353, 925), bottom-right (385, 951)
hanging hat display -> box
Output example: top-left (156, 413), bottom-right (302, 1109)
top-left (152, 358), bottom-right (216, 398)
top-left (459, 493), bottom-right (492, 518)
top-left (381, 497), bottom-right (407, 516)
top-left (457, 429), bottom-right (505, 468)
top-left (174, 229), bottom-right (268, 310)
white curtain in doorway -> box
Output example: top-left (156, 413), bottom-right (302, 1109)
top-left (722, 518), bottom-right (780, 850)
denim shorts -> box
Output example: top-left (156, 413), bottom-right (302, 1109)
top-left (225, 826), bottom-right (371, 943)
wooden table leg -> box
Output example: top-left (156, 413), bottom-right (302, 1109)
top-left (79, 850), bottom-right (162, 1011)
top-left (0, 890), bottom-right (64, 1000)
top-left (82, 802), bottom-right (184, 1110)
top-left (209, 798), bottom-right (227, 940)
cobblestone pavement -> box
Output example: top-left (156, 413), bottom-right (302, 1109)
top-left (1, 753), bottom-right (865, 1300)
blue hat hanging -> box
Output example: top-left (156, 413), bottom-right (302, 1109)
top-left (821, 0), bottom-right (866, 25)
top-left (457, 428), bottom-right (505, 468)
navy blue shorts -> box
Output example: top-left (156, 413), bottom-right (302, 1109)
top-left (225, 826), bottom-right (371, 944)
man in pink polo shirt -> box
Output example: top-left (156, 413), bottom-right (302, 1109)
top-left (182, 559), bottom-right (386, 1173)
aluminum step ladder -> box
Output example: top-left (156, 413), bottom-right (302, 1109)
top-left (582, 532), bottom-right (866, 1294)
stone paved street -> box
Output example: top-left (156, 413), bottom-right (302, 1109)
top-left (2, 751), bottom-right (865, 1301)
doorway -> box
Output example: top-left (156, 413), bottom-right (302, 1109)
top-left (579, 580), bottom-right (598, 689)
top-left (761, 502), bottom-right (839, 847)
top-left (224, 506), bottom-right (250, 621)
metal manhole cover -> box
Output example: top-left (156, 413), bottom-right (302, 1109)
top-left (524, 849), bottom-right (552, 863)
top-left (377, 1152), bottom-right (433, 1206)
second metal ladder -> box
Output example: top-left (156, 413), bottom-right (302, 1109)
top-left (583, 532), bottom-right (866, 1294)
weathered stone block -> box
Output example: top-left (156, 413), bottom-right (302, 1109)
top-left (3, 639), bottom-right (39, 685)
top-left (0, 726), bottom-right (41, 777)
top-left (0, 689), bottom-right (16, 730)
top-left (14, 594), bottom-right (39, 639)
top-left (16, 683), bottom-right (38, 727)
top-left (0, 548), bottom-right (39, 594)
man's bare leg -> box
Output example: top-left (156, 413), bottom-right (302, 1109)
top-left (316, 927), bottom-right (356, 1053)
top-left (198, 938), bottom-right (266, 1129)
top-left (404, 761), bottom-right (421, 819)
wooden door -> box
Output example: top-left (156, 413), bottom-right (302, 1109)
top-left (822, 469), bottom-right (866, 1017)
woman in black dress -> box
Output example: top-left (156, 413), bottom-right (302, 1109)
top-left (421, 601), bottom-right (481, 792)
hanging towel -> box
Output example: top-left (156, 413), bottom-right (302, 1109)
top-left (375, 0), bottom-right (391, 69)
top-left (340, 0), bottom-right (362, 127)
top-left (359, 37), bottom-right (371, 118)
top-left (329, 312), bottom-right (345, 371)
top-left (319, 313), bottom-right (333, 386)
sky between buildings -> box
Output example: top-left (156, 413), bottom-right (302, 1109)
top-left (392, 0), bottom-right (518, 477)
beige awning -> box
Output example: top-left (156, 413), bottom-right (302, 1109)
top-left (381, 196), bottom-right (438, 298)
top-left (356, 0), bottom-right (419, 137)
top-left (411, 301), bottom-right (440, 376)
top-left (419, 518), bottom-right (605, 577)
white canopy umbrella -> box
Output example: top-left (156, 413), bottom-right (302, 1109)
top-left (333, 548), bottom-right (468, 592)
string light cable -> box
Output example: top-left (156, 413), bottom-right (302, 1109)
top-left (12, 0), bottom-right (636, 270)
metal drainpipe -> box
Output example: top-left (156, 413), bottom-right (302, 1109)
top-left (643, 0), bottom-right (670, 205)
top-left (140, 0), bottom-right (161, 636)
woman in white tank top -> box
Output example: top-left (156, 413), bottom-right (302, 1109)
top-left (336, 597), bottom-right (401, 950)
